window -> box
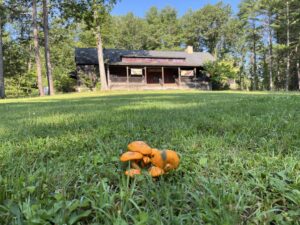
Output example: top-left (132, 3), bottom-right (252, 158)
top-left (181, 70), bottom-right (194, 77)
top-left (131, 68), bottom-right (143, 76)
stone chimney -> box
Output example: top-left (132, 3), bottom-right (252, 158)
top-left (185, 46), bottom-right (194, 54)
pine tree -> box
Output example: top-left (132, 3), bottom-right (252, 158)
top-left (0, 0), bottom-right (7, 98)
top-left (239, 0), bottom-right (262, 90)
top-left (32, 0), bottom-right (44, 96)
top-left (43, 0), bottom-right (54, 95)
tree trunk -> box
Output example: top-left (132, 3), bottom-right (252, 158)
top-left (96, 30), bottom-right (108, 90)
top-left (285, 1), bottom-right (290, 91)
top-left (239, 53), bottom-right (245, 90)
top-left (297, 59), bottom-right (300, 91)
top-left (254, 48), bottom-right (258, 90)
top-left (252, 20), bottom-right (258, 91)
top-left (0, 17), bottom-right (4, 99)
top-left (33, 0), bottom-right (44, 96)
top-left (28, 43), bottom-right (32, 72)
top-left (268, 13), bottom-right (273, 91)
top-left (250, 53), bottom-right (254, 90)
top-left (93, 7), bottom-right (108, 91)
top-left (296, 46), bottom-right (300, 91)
top-left (43, 0), bottom-right (54, 95)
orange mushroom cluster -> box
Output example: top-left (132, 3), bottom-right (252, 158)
top-left (120, 141), bottom-right (180, 177)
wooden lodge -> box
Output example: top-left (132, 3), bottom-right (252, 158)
top-left (75, 46), bottom-right (215, 90)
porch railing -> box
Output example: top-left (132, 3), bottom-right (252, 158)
top-left (110, 75), bottom-right (127, 83)
top-left (129, 77), bottom-right (144, 83)
top-left (110, 75), bottom-right (144, 83)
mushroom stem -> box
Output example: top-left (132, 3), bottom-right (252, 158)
top-left (131, 161), bottom-right (140, 170)
top-left (143, 156), bottom-right (151, 165)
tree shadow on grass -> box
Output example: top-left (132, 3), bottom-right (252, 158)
top-left (1, 91), bottom-right (299, 157)
top-left (0, 92), bottom-right (269, 141)
top-left (1, 92), bottom-right (300, 225)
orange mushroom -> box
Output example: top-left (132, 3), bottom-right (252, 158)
top-left (150, 149), bottom-right (180, 172)
top-left (120, 141), bottom-right (180, 178)
top-left (127, 141), bottom-right (152, 155)
top-left (120, 151), bottom-right (143, 171)
top-left (143, 156), bottom-right (151, 164)
top-left (148, 166), bottom-right (165, 177)
top-left (125, 169), bottom-right (141, 177)
top-left (149, 148), bottom-right (165, 168)
top-left (163, 150), bottom-right (180, 172)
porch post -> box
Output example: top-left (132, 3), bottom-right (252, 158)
top-left (107, 65), bottom-right (111, 89)
top-left (144, 67), bottom-right (147, 85)
top-left (194, 67), bottom-right (197, 88)
top-left (178, 67), bottom-right (181, 86)
top-left (126, 66), bottom-right (129, 86)
top-left (162, 67), bottom-right (164, 86)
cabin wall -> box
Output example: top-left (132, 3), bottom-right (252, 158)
top-left (75, 64), bottom-right (211, 91)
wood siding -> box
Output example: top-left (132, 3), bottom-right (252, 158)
top-left (122, 57), bottom-right (186, 64)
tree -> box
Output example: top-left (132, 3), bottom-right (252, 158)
top-left (297, 45), bottom-right (300, 90)
top-left (239, 0), bottom-right (262, 90)
top-left (0, 0), bottom-right (5, 98)
top-left (111, 13), bottom-right (147, 50)
top-left (158, 6), bottom-right (182, 50)
top-left (62, 0), bottom-right (118, 91)
top-left (0, 12), bottom-right (4, 99)
top-left (181, 3), bottom-right (233, 56)
top-left (33, 0), bottom-right (44, 96)
top-left (282, 0), bottom-right (299, 91)
top-left (269, 0), bottom-right (300, 90)
top-left (145, 7), bottom-right (162, 50)
top-left (285, 0), bottom-right (290, 91)
top-left (144, 6), bottom-right (182, 50)
top-left (258, 0), bottom-right (278, 90)
top-left (43, 0), bottom-right (54, 95)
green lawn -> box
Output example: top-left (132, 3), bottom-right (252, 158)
top-left (0, 90), bottom-right (300, 224)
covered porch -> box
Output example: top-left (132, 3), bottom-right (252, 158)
top-left (107, 65), bottom-right (211, 90)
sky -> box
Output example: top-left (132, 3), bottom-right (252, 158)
top-left (111, 0), bottom-right (241, 17)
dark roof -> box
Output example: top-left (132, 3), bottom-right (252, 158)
top-left (75, 48), bottom-right (215, 67)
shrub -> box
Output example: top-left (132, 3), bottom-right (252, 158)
top-left (204, 59), bottom-right (239, 90)
top-left (5, 72), bottom-right (39, 98)
top-left (54, 74), bottom-right (77, 93)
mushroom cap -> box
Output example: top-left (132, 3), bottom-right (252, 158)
top-left (127, 141), bottom-right (152, 155)
top-left (163, 150), bottom-right (180, 171)
top-left (150, 148), bottom-right (165, 168)
top-left (120, 151), bottom-right (143, 162)
top-left (125, 169), bottom-right (141, 177)
top-left (150, 149), bottom-right (180, 171)
top-left (148, 166), bottom-right (165, 177)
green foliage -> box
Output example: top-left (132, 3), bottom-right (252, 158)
top-left (1, 91), bottom-right (300, 224)
top-left (49, 20), bottom-right (78, 93)
top-left (204, 59), bottom-right (239, 90)
top-left (54, 75), bottom-right (76, 93)
top-left (5, 71), bottom-right (39, 98)
top-left (181, 2), bottom-right (233, 55)
top-left (145, 6), bottom-right (182, 50)
top-left (62, 0), bottom-right (118, 31)
top-left (108, 13), bottom-right (148, 50)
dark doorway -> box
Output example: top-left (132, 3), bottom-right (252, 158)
top-left (164, 68), bottom-right (178, 84)
top-left (147, 68), bottom-right (162, 84)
